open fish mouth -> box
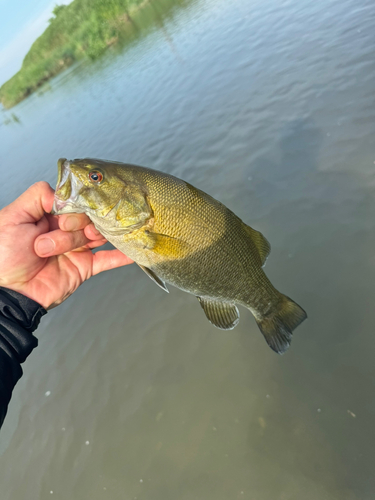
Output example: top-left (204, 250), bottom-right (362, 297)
top-left (51, 158), bottom-right (84, 215)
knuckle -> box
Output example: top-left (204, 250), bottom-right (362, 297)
top-left (54, 230), bottom-right (76, 252)
top-left (53, 229), bottom-right (88, 254)
top-left (72, 230), bottom-right (88, 247)
top-left (29, 181), bottom-right (51, 193)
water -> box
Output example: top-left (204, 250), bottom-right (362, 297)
top-left (1, 0), bottom-right (374, 498)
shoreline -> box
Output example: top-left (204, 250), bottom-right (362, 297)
top-left (0, 0), bottom-right (183, 109)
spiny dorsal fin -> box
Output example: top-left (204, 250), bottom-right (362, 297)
top-left (243, 224), bottom-right (271, 267)
top-left (197, 297), bottom-right (239, 330)
top-left (138, 264), bottom-right (169, 293)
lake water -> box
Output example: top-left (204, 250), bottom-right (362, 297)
top-left (1, 0), bottom-right (375, 498)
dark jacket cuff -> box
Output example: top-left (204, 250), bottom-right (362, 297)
top-left (0, 287), bottom-right (46, 362)
top-left (0, 287), bottom-right (47, 428)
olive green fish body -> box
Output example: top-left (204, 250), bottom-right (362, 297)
top-left (90, 168), bottom-right (276, 309)
top-left (53, 158), bottom-right (307, 353)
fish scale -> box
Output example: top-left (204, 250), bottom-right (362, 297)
top-left (52, 158), bottom-right (307, 354)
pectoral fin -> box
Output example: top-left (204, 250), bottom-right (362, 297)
top-left (139, 230), bottom-right (189, 259)
top-left (197, 297), bottom-right (240, 330)
top-left (138, 264), bottom-right (169, 293)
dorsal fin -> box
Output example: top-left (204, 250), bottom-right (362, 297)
top-left (197, 297), bottom-right (239, 330)
top-left (243, 224), bottom-right (271, 267)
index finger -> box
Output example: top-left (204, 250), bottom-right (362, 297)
top-left (58, 213), bottom-right (92, 232)
top-left (1, 181), bottom-right (54, 225)
top-left (57, 214), bottom-right (104, 242)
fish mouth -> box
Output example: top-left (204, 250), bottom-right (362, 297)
top-left (51, 158), bottom-right (84, 215)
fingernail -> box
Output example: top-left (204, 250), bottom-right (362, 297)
top-left (36, 238), bottom-right (55, 256)
top-left (63, 216), bottom-right (79, 231)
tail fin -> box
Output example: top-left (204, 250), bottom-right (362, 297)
top-left (256, 295), bottom-right (307, 354)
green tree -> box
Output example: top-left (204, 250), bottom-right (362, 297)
top-left (49, 4), bottom-right (67, 22)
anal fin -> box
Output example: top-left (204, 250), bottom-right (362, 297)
top-left (197, 297), bottom-right (240, 330)
top-left (138, 264), bottom-right (169, 293)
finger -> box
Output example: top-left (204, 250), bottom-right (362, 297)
top-left (35, 228), bottom-right (90, 257)
top-left (92, 249), bottom-right (133, 276)
top-left (45, 213), bottom-right (62, 231)
top-left (1, 182), bottom-right (54, 225)
top-left (77, 238), bottom-right (107, 251)
top-left (84, 223), bottom-right (103, 240)
top-left (88, 238), bottom-right (107, 249)
top-left (45, 213), bottom-right (92, 233)
top-left (35, 214), bottom-right (50, 234)
top-left (58, 213), bottom-right (92, 232)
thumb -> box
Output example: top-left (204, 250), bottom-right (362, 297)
top-left (1, 182), bottom-right (55, 225)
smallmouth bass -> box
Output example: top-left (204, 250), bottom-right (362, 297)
top-left (52, 158), bottom-right (307, 354)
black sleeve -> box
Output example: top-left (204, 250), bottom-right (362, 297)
top-left (0, 287), bottom-right (46, 429)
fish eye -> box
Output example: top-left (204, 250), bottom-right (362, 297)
top-left (89, 170), bottom-right (103, 183)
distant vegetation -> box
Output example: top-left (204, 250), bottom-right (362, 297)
top-left (0, 0), bottom-right (153, 108)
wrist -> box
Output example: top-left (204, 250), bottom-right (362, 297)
top-left (0, 287), bottom-right (47, 334)
top-left (0, 284), bottom-right (46, 310)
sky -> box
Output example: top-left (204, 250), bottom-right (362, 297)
top-left (0, 0), bottom-right (73, 86)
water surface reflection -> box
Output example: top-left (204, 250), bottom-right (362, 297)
top-left (0, 0), bottom-right (374, 498)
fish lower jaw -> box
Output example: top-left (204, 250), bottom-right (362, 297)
top-left (51, 198), bottom-right (85, 215)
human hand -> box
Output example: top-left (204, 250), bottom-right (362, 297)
top-left (0, 182), bottom-right (133, 309)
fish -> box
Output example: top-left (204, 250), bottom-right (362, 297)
top-left (52, 158), bottom-right (307, 354)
